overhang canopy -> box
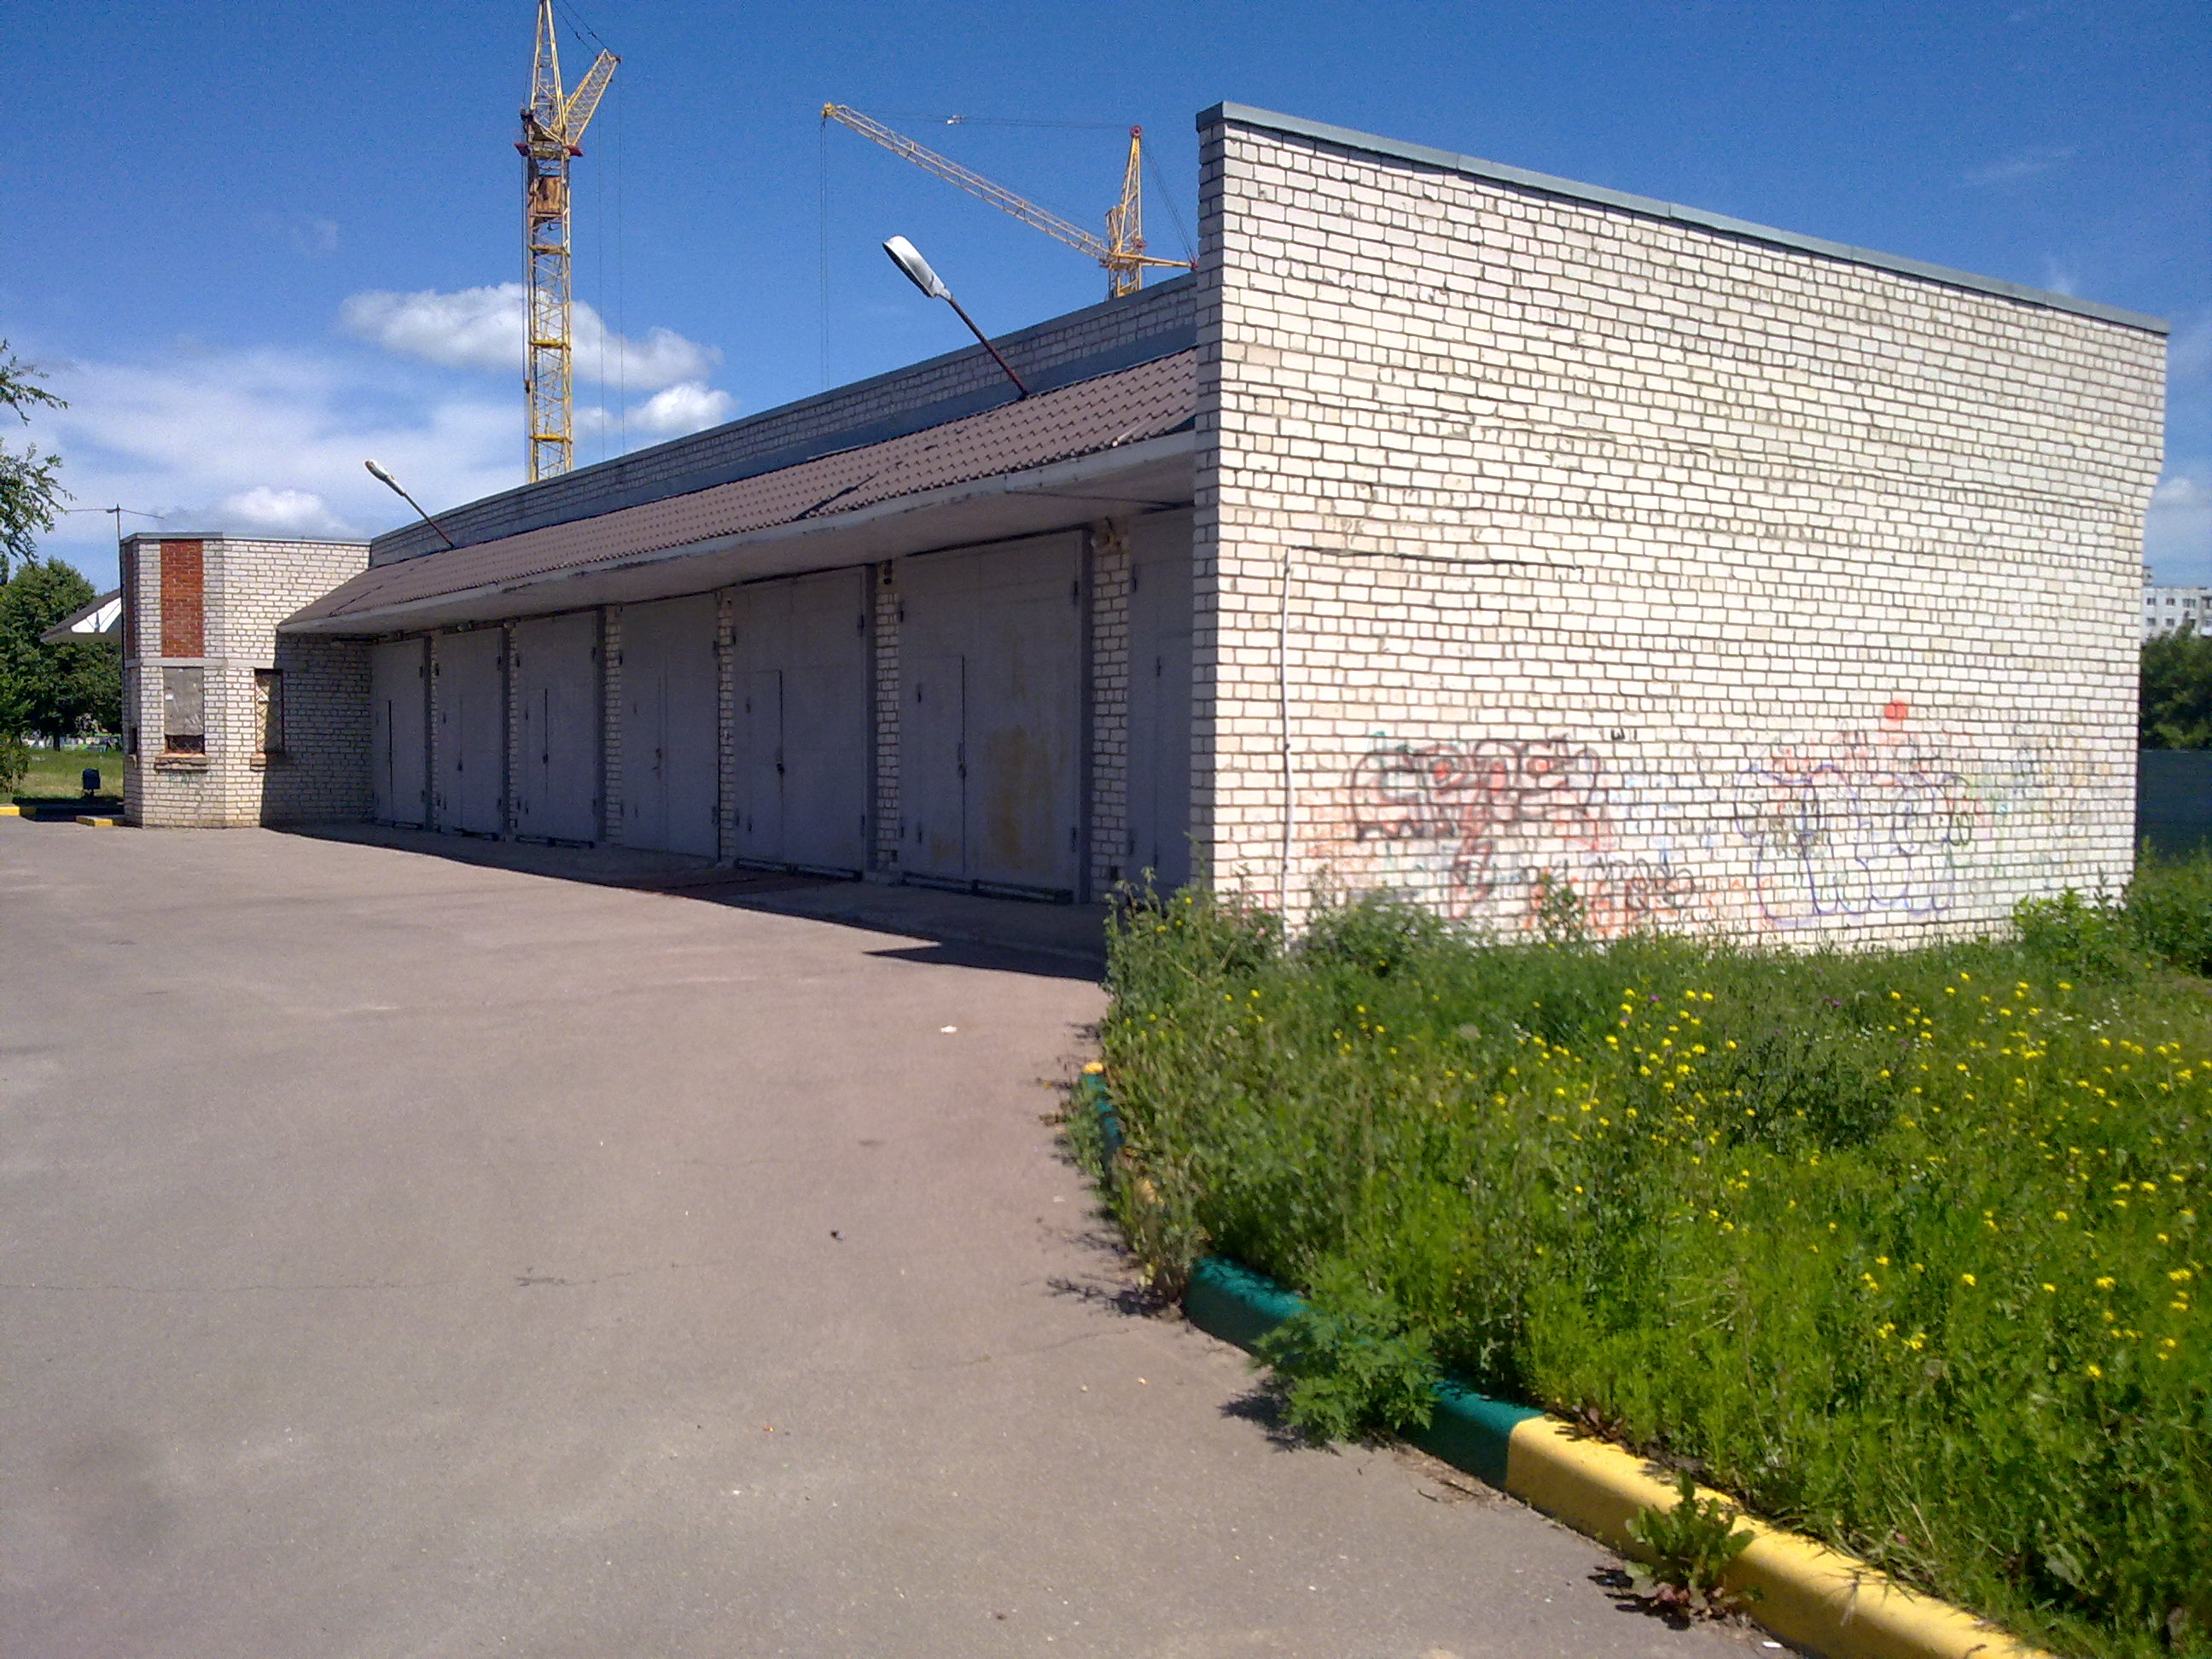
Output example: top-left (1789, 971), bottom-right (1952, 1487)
top-left (39, 591), bottom-right (122, 644)
top-left (283, 350), bottom-right (1196, 637)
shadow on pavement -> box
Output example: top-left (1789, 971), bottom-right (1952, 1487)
top-left (280, 822), bottom-right (1108, 979)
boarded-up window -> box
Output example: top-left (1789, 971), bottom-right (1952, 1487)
top-left (160, 541), bottom-right (205, 657)
top-left (162, 666), bottom-right (205, 754)
top-left (254, 670), bottom-right (284, 755)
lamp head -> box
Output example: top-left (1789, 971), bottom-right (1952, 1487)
top-left (882, 236), bottom-right (953, 302)
top-left (364, 459), bottom-right (401, 492)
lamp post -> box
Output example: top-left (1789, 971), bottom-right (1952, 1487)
top-left (364, 460), bottom-right (460, 550)
top-left (882, 236), bottom-right (1028, 399)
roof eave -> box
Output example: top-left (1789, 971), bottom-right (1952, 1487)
top-left (281, 430), bottom-right (1196, 637)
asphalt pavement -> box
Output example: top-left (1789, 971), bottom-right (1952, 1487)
top-left (1, 820), bottom-right (1761, 1659)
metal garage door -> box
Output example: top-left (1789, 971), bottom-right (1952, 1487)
top-left (620, 595), bottom-right (718, 857)
top-left (899, 535), bottom-right (1083, 899)
top-left (1123, 512), bottom-right (1195, 891)
top-left (512, 612), bottom-right (599, 844)
top-left (729, 570), bottom-right (870, 873)
top-left (370, 637), bottom-right (428, 827)
top-left (433, 629), bottom-right (504, 835)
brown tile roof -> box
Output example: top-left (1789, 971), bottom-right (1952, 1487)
top-left (288, 349), bottom-right (1196, 629)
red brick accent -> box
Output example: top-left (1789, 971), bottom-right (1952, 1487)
top-left (160, 541), bottom-right (204, 656)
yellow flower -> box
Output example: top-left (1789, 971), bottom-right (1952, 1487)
top-left (2085, 1363), bottom-right (2103, 1379)
top-left (2096, 1276), bottom-right (2116, 1289)
top-left (1961, 1273), bottom-right (1977, 1287)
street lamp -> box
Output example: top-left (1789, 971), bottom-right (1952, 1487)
top-left (882, 236), bottom-right (1028, 399)
top-left (364, 459), bottom-right (459, 550)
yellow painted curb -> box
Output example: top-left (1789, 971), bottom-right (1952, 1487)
top-left (0, 804), bottom-right (20, 816)
top-left (74, 815), bottom-right (124, 828)
top-left (1503, 1417), bottom-right (2046, 1659)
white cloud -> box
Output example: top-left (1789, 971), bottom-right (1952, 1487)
top-left (22, 343), bottom-right (516, 586)
top-left (21, 312), bottom-right (740, 589)
top-left (340, 283), bottom-right (719, 391)
top-left (2147, 463), bottom-right (2212, 585)
top-left (626, 381), bottom-right (736, 437)
top-left (1962, 146), bottom-right (2076, 188)
top-left (208, 486), bottom-right (359, 538)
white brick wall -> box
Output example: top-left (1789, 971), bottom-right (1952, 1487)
top-left (122, 536), bottom-right (372, 827)
top-left (1192, 117), bottom-right (2166, 943)
top-left (1087, 521), bottom-right (1133, 891)
top-left (870, 568), bottom-right (902, 874)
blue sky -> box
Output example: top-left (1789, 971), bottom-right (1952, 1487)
top-left (5, 0), bottom-right (2205, 590)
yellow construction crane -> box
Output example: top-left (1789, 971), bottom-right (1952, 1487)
top-left (821, 105), bottom-right (1190, 299)
top-left (520, 1), bottom-right (618, 481)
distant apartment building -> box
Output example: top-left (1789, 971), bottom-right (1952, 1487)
top-left (2144, 585), bottom-right (2212, 638)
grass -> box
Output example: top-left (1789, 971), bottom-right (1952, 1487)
top-left (12, 745), bottom-right (123, 800)
top-left (1088, 869), bottom-right (2212, 1659)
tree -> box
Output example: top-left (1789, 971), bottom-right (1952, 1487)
top-left (2141, 622), bottom-right (2212, 749)
top-left (0, 341), bottom-right (69, 583)
top-left (0, 558), bottom-right (118, 746)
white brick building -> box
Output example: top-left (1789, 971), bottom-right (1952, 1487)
top-left (2144, 585), bottom-right (2209, 638)
top-left (117, 533), bottom-right (371, 827)
top-left (133, 103), bottom-right (2168, 946)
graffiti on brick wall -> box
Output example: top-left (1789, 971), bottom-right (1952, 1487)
top-left (1346, 737), bottom-right (1703, 931)
top-left (1324, 712), bottom-right (2069, 937)
top-left (1731, 731), bottom-right (1979, 929)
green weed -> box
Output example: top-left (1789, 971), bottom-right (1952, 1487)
top-left (1097, 879), bottom-right (2212, 1659)
top-left (1625, 1470), bottom-right (1759, 1619)
top-left (1251, 1259), bottom-right (1442, 1442)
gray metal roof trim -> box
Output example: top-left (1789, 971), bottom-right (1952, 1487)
top-left (1197, 102), bottom-right (2168, 336)
top-left (290, 350), bottom-right (1199, 631)
top-left (115, 532), bottom-right (372, 546)
top-left (370, 278), bottom-right (1202, 565)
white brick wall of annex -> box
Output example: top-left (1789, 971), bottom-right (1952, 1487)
top-left (870, 568), bottom-right (902, 876)
top-left (600, 607), bottom-right (624, 841)
top-left (1087, 520), bottom-right (1134, 892)
top-left (120, 535), bottom-right (372, 827)
top-left (1191, 114), bottom-right (2168, 944)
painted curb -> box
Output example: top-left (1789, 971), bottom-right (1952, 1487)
top-left (74, 815), bottom-right (124, 828)
top-left (1183, 1258), bottom-right (2046, 1659)
top-left (1080, 1070), bottom-right (2049, 1659)
top-left (0, 804), bottom-right (20, 816)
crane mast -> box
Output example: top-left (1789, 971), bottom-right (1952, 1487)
top-left (521, 1), bottom-right (618, 481)
top-left (821, 105), bottom-right (1190, 299)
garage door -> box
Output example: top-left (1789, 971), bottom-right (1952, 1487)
top-left (899, 535), bottom-right (1083, 899)
top-left (729, 570), bottom-right (870, 874)
top-left (512, 611), bottom-right (599, 844)
top-left (620, 595), bottom-right (718, 857)
top-left (1123, 512), bottom-right (1195, 892)
top-left (370, 637), bottom-right (428, 827)
top-left (433, 629), bottom-right (504, 835)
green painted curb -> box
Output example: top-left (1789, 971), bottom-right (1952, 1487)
top-left (1085, 1075), bottom-right (1542, 1489)
top-left (1182, 1255), bottom-right (1540, 1488)
top-left (1083, 1069), bottom-right (2048, 1659)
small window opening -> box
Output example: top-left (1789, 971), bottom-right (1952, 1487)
top-left (254, 670), bottom-right (285, 756)
top-left (162, 667), bottom-right (205, 754)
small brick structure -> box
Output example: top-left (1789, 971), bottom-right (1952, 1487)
top-left (177, 101), bottom-right (2162, 947)
top-left (119, 533), bottom-right (372, 827)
